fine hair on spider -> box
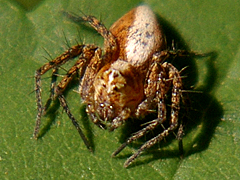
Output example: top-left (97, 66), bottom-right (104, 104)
top-left (34, 5), bottom-right (205, 167)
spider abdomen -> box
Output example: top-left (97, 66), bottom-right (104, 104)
top-left (109, 5), bottom-right (166, 71)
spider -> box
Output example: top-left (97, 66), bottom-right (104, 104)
top-left (34, 5), bottom-right (190, 167)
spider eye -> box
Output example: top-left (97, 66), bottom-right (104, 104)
top-left (113, 86), bottom-right (118, 91)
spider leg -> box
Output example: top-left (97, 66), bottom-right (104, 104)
top-left (112, 63), bottom-right (168, 157)
top-left (162, 62), bottom-right (182, 128)
top-left (177, 123), bottom-right (184, 157)
top-left (43, 68), bottom-right (58, 113)
top-left (55, 47), bottom-right (104, 151)
top-left (136, 62), bottom-right (170, 117)
top-left (124, 123), bottom-right (178, 167)
top-left (34, 44), bottom-right (98, 139)
top-left (124, 62), bottom-right (183, 167)
top-left (112, 119), bottom-right (160, 158)
top-left (81, 15), bottom-right (117, 49)
top-left (58, 94), bottom-right (92, 151)
top-left (64, 12), bottom-right (118, 61)
top-left (109, 108), bottom-right (131, 131)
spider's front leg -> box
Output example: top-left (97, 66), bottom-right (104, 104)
top-left (34, 44), bottom-right (98, 143)
top-left (112, 62), bottom-right (168, 157)
top-left (125, 62), bottom-right (183, 167)
top-left (113, 61), bottom-right (183, 167)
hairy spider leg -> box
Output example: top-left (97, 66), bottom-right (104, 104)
top-left (43, 68), bottom-right (58, 112)
top-left (111, 49), bottom-right (184, 167)
top-left (34, 44), bottom-right (98, 139)
top-left (51, 46), bottom-right (105, 151)
top-left (112, 62), bottom-right (169, 157)
top-left (124, 62), bottom-right (183, 167)
top-left (63, 13), bottom-right (118, 61)
top-left (35, 45), bottom-right (87, 137)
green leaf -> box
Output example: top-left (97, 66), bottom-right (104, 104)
top-left (0, 0), bottom-right (239, 179)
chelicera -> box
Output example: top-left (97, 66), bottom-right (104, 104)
top-left (34, 5), bottom-right (191, 167)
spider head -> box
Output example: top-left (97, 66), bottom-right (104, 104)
top-left (93, 60), bottom-right (144, 124)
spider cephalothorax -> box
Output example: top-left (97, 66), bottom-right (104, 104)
top-left (34, 5), bottom-right (187, 167)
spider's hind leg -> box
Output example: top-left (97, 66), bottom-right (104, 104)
top-left (63, 12), bottom-right (118, 61)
